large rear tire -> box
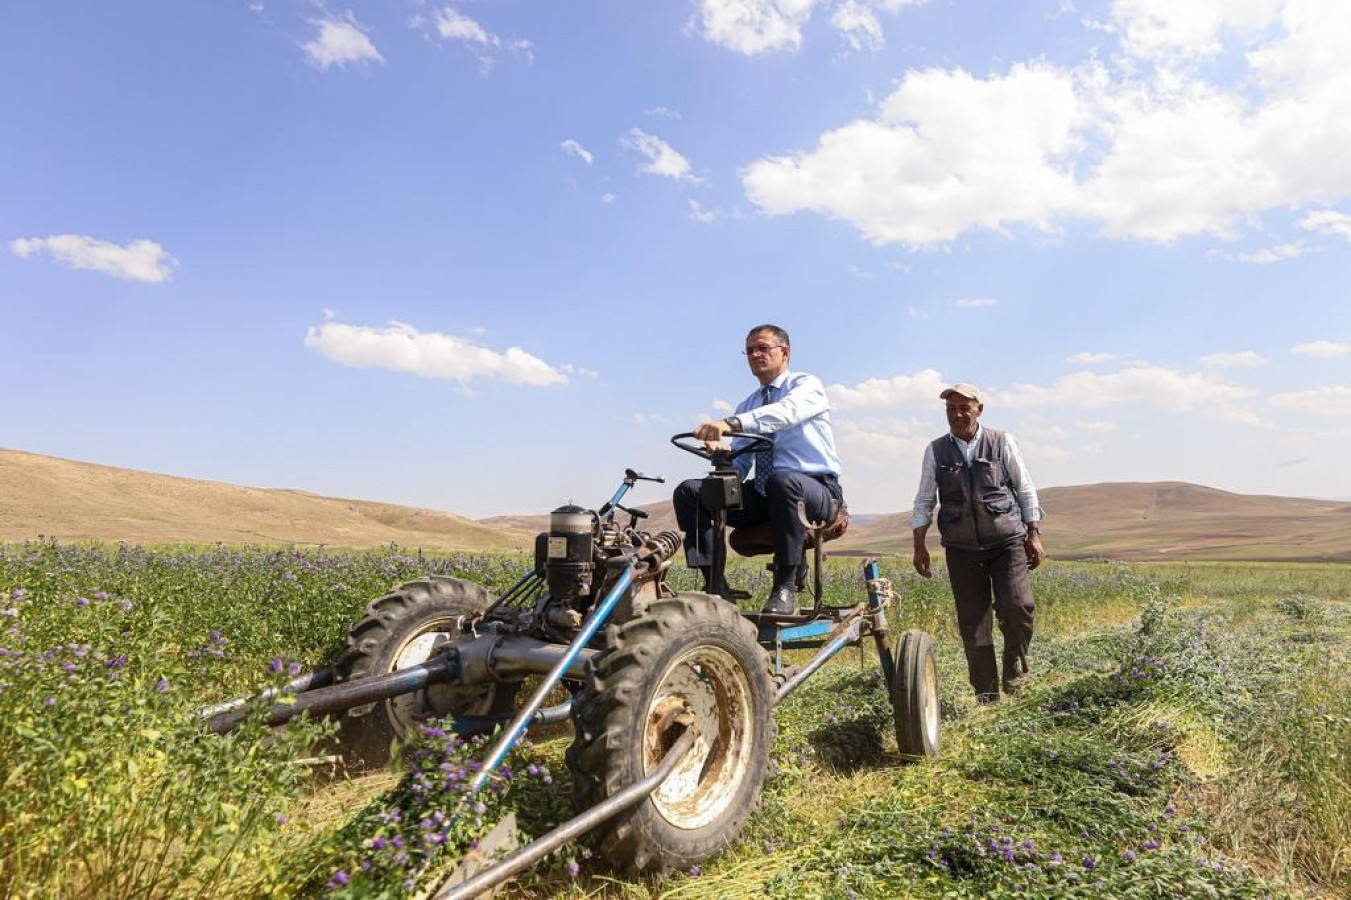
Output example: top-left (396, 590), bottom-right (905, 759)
top-left (891, 629), bottom-right (941, 759)
top-left (566, 593), bottom-right (775, 874)
top-left (333, 576), bottom-right (513, 769)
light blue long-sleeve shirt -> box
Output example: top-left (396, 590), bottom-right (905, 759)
top-left (731, 370), bottom-right (843, 478)
top-left (910, 425), bottom-right (1041, 528)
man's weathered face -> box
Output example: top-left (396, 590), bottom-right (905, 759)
top-left (744, 329), bottom-right (790, 383)
top-left (946, 397), bottom-right (983, 440)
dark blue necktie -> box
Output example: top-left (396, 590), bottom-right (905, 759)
top-left (752, 385), bottom-right (774, 495)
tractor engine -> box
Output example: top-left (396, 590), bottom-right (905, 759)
top-left (540, 504), bottom-right (595, 605)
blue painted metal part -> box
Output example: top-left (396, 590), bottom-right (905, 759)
top-left (762, 618), bottom-right (837, 644)
top-left (774, 616), bottom-right (864, 704)
top-left (468, 564), bottom-right (636, 797)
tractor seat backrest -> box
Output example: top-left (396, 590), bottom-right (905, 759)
top-left (727, 499), bottom-right (850, 558)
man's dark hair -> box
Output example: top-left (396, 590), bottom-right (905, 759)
top-left (746, 324), bottom-right (790, 347)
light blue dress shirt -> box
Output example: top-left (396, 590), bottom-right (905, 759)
top-left (730, 370), bottom-right (843, 478)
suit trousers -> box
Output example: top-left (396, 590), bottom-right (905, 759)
top-left (945, 542), bottom-right (1036, 699)
top-left (674, 470), bottom-right (841, 570)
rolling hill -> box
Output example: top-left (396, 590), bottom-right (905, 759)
top-left (831, 482), bottom-right (1351, 562)
top-left (3, 448), bottom-right (1348, 561)
top-left (0, 448), bottom-right (532, 551)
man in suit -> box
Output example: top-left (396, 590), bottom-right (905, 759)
top-left (673, 324), bottom-right (844, 619)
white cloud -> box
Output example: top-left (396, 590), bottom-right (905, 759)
top-left (9, 234), bottom-right (178, 283)
top-left (415, 7), bottom-right (532, 68)
top-left (434, 7), bottom-right (498, 45)
top-left (302, 13), bottom-right (383, 69)
top-left (832, 0), bottom-right (884, 51)
top-left (741, 1), bottom-right (1351, 248)
top-left (954, 297), bottom-right (996, 308)
top-left (600, 192), bottom-right (616, 204)
top-left (1111, 0), bottom-right (1282, 62)
top-left (827, 368), bottom-right (947, 410)
top-left (693, 0), bottom-right (822, 55)
top-left (1200, 350), bottom-right (1266, 367)
top-left (561, 139), bottom-right (593, 165)
top-left (303, 318), bottom-right (568, 390)
top-left (906, 305), bottom-right (927, 319)
top-left (743, 63), bottom-right (1083, 246)
top-left (1298, 209), bottom-right (1351, 239)
top-left (621, 128), bottom-right (700, 182)
top-left (688, 200), bottom-right (719, 222)
top-left (693, 0), bottom-right (927, 55)
top-left (1291, 340), bottom-right (1351, 358)
top-left (1002, 364), bottom-right (1262, 424)
top-left (645, 106), bottom-right (683, 119)
top-left (560, 363), bottom-right (600, 379)
top-left (712, 399), bottom-right (734, 413)
top-left (1235, 242), bottom-right (1309, 264)
top-left (1269, 385), bottom-right (1351, 416)
top-left (1066, 351), bottom-right (1119, 364)
top-left (831, 415), bottom-right (937, 509)
top-left (1075, 419), bottom-right (1119, 434)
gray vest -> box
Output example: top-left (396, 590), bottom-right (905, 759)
top-left (930, 428), bottom-right (1026, 551)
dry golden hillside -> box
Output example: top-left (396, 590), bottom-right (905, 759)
top-left (0, 448), bottom-right (532, 551)
top-left (5, 448), bottom-right (1349, 561)
top-left (831, 482), bottom-right (1351, 562)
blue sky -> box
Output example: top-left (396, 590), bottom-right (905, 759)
top-left (3, 0), bottom-right (1349, 518)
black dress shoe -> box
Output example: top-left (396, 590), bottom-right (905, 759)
top-left (760, 584), bottom-right (800, 619)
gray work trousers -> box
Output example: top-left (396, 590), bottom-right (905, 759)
top-left (945, 541), bottom-right (1036, 700)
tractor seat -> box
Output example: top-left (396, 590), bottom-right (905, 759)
top-left (728, 498), bottom-right (850, 558)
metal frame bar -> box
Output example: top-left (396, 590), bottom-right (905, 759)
top-left (467, 564), bottom-right (636, 796)
top-left (433, 726), bottom-right (697, 900)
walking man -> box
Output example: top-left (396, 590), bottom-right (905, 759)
top-left (674, 324), bottom-right (844, 619)
top-left (911, 383), bottom-right (1045, 702)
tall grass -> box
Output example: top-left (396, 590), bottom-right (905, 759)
top-left (1, 540), bottom-right (1347, 897)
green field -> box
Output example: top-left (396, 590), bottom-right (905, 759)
top-left (2, 540), bottom-right (1348, 898)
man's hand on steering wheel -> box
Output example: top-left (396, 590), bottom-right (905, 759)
top-left (670, 430), bottom-right (772, 462)
top-left (692, 419), bottom-right (732, 444)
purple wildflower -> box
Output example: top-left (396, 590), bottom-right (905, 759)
top-left (567, 859), bottom-right (580, 877)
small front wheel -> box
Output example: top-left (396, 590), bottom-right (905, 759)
top-left (567, 594), bottom-right (775, 874)
top-left (891, 629), bottom-right (941, 759)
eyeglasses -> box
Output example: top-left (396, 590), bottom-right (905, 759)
top-left (742, 343), bottom-right (785, 356)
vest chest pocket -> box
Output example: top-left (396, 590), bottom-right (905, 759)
top-left (973, 457), bottom-right (1008, 490)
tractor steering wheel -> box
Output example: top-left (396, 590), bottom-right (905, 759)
top-left (670, 431), bottom-right (772, 462)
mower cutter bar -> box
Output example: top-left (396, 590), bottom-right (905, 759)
top-left (433, 724), bottom-right (698, 900)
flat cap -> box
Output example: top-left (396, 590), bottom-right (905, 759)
top-left (940, 382), bottom-right (985, 404)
